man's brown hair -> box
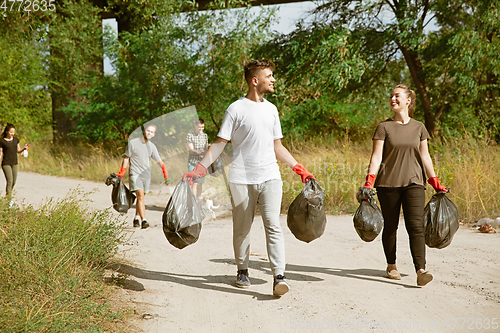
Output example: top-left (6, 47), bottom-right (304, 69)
top-left (244, 59), bottom-right (275, 83)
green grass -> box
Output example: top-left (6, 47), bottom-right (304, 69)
top-left (0, 191), bottom-right (127, 332)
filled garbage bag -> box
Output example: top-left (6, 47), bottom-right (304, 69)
top-left (287, 179), bottom-right (327, 243)
top-left (163, 180), bottom-right (208, 249)
top-left (207, 156), bottom-right (224, 176)
top-left (423, 191), bottom-right (459, 249)
top-left (105, 173), bottom-right (136, 213)
top-left (353, 187), bottom-right (384, 242)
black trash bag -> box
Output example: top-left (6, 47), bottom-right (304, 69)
top-left (105, 173), bottom-right (136, 213)
top-left (287, 179), bottom-right (327, 243)
top-left (207, 156), bottom-right (224, 176)
top-left (353, 187), bottom-right (384, 242)
top-left (423, 191), bottom-right (459, 249)
top-left (162, 180), bottom-right (209, 249)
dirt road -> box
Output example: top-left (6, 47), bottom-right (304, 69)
top-left (9, 172), bottom-right (500, 332)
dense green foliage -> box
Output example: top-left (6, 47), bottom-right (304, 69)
top-left (0, 192), bottom-right (125, 331)
top-left (0, 10), bottom-right (52, 141)
top-left (62, 3), bottom-right (277, 143)
top-left (1, 0), bottom-right (498, 144)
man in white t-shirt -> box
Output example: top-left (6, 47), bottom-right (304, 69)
top-left (117, 124), bottom-right (168, 229)
top-left (183, 59), bottom-right (314, 296)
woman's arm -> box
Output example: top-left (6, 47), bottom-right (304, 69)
top-left (420, 139), bottom-right (436, 178)
top-left (367, 140), bottom-right (384, 175)
top-left (17, 143), bottom-right (28, 154)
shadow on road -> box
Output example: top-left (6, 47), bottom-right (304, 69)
top-left (106, 262), bottom-right (279, 300)
top-left (210, 259), bottom-right (420, 289)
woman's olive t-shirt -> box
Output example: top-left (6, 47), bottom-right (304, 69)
top-left (372, 118), bottom-right (429, 188)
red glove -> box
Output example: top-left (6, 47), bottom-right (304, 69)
top-left (161, 164), bottom-right (168, 179)
top-left (183, 163), bottom-right (207, 185)
top-left (117, 166), bottom-right (126, 178)
top-left (364, 174), bottom-right (375, 188)
top-left (292, 163), bottom-right (315, 183)
top-left (428, 176), bottom-right (449, 192)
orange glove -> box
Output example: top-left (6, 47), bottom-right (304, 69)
top-left (428, 176), bottom-right (449, 192)
top-left (117, 166), bottom-right (126, 178)
top-left (161, 164), bottom-right (168, 179)
top-left (183, 163), bottom-right (207, 185)
top-left (292, 163), bottom-right (315, 183)
top-left (364, 174), bottom-right (375, 188)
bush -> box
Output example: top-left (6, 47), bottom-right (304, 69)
top-left (0, 191), bottom-right (125, 332)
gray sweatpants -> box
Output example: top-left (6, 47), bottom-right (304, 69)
top-left (229, 179), bottom-right (285, 276)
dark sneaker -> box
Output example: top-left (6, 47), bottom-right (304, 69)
top-left (141, 220), bottom-right (149, 229)
top-left (133, 218), bottom-right (140, 228)
top-left (236, 269), bottom-right (251, 288)
top-left (273, 275), bottom-right (289, 296)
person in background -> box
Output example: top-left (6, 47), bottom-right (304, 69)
top-left (0, 123), bottom-right (29, 207)
top-left (183, 59), bottom-right (315, 296)
top-left (117, 124), bottom-right (168, 229)
top-left (186, 118), bottom-right (208, 197)
top-left (363, 84), bottom-right (448, 287)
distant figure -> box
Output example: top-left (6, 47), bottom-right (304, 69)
top-left (186, 118), bottom-right (208, 197)
top-left (117, 124), bottom-right (168, 229)
top-left (203, 196), bottom-right (219, 220)
top-left (0, 123), bottom-right (29, 207)
top-left (363, 84), bottom-right (449, 287)
top-left (183, 59), bottom-right (315, 296)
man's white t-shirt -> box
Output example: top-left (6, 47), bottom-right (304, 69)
top-left (217, 97), bottom-right (283, 184)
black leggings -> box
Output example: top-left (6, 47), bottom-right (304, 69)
top-left (377, 185), bottom-right (426, 272)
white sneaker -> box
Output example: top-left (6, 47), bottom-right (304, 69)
top-left (273, 275), bottom-right (290, 296)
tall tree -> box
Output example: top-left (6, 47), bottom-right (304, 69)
top-left (435, 0), bottom-right (500, 132)
top-left (62, 1), bottom-right (277, 143)
top-left (48, 0), bottom-right (103, 140)
top-left (310, 0), bottom-right (443, 135)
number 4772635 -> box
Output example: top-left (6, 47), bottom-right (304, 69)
top-left (1, 0), bottom-right (56, 11)
top-left (443, 318), bottom-right (498, 330)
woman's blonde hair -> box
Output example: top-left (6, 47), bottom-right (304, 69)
top-left (394, 84), bottom-right (416, 117)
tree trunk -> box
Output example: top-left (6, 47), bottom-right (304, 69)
top-left (399, 46), bottom-right (437, 136)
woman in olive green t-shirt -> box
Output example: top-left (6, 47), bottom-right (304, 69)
top-left (363, 84), bottom-right (448, 287)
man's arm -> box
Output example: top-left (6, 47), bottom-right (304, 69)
top-left (199, 137), bottom-right (228, 169)
top-left (183, 137), bottom-right (228, 182)
top-left (117, 156), bottom-right (129, 178)
top-left (274, 139), bottom-right (298, 168)
top-left (275, 139), bottom-right (315, 183)
top-left (187, 142), bottom-right (202, 155)
top-left (120, 156), bottom-right (130, 169)
top-left (155, 157), bottom-right (168, 179)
